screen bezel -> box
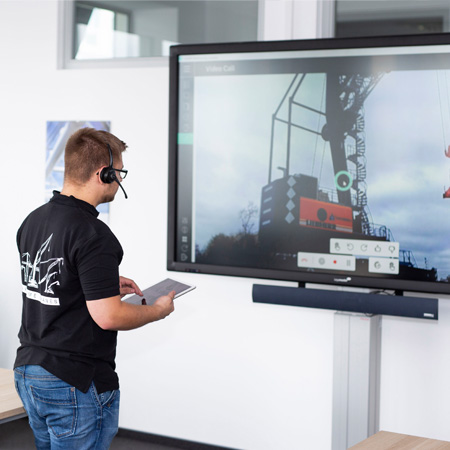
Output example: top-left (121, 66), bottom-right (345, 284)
top-left (167, 33), bottom-right (450, 296)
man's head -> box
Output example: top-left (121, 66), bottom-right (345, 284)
top-left (64, 127), bottom-right (127, 186)
top-left (62, 128), bottom-right (128, 205)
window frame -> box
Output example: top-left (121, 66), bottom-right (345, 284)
top-left (57, 0), bottom-right (335, 70)
top-left (58, 1), bottom-right (168, 69)
top-left (335, 1), bottom-right (450, 38)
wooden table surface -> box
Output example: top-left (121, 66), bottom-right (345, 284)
top-left (350, 430), bottom-right (450, 449)
top-left (0, 368), bottom-right (26, 423)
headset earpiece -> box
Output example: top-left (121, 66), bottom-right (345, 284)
top-left (100, 167), bottom-right (117, 184)
top-left (99, 143), bottom-right (128, 199)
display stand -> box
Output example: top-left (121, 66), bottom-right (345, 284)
top-left (331, 312), bottom-right (381, 450)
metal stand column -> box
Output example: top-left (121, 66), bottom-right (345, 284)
top-left (332, 312), bottom-right (382, 450)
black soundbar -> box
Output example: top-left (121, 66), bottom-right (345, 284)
top-left (252, 284), bottom-right (438, 320)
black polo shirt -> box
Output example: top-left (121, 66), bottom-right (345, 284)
top-left (15, 191), bottom-right (123, 393)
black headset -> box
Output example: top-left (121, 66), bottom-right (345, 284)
top-left (100, 144), bottom-right (128, 199)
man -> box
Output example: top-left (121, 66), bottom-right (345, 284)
top-left (14, 127), bottom-right (175, 449)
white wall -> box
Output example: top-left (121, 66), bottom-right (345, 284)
top-left (1, 1), bottom-right (450, 449)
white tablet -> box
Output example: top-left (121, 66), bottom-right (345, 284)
top-left (123, 278), bottom-right (195, 306)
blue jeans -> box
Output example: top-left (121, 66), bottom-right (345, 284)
top-left (14, 365), bottom-right (120, 450)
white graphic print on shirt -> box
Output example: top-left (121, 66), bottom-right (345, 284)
top-left (21, 234), bottom-right (64, 306)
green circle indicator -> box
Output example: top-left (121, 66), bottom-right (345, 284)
top-left (335, 171), bottom-right (353, 191)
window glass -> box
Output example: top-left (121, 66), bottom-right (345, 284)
top-left (335, 0), bottom-right (450, 38)
top-left (73, 1), bottom-right (258, 60)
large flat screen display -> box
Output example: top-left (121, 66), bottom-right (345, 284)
top-left (167, 34), bottom-right (450, 296)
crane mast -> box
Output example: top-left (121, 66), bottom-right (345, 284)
top-left (323, 73), bottom-right (383, 234)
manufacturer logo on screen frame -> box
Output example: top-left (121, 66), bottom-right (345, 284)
top-left (334, 277), bottom-right (352, 283)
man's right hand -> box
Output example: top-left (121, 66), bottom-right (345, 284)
top-left (153, 290), bottom-right (176, 319)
